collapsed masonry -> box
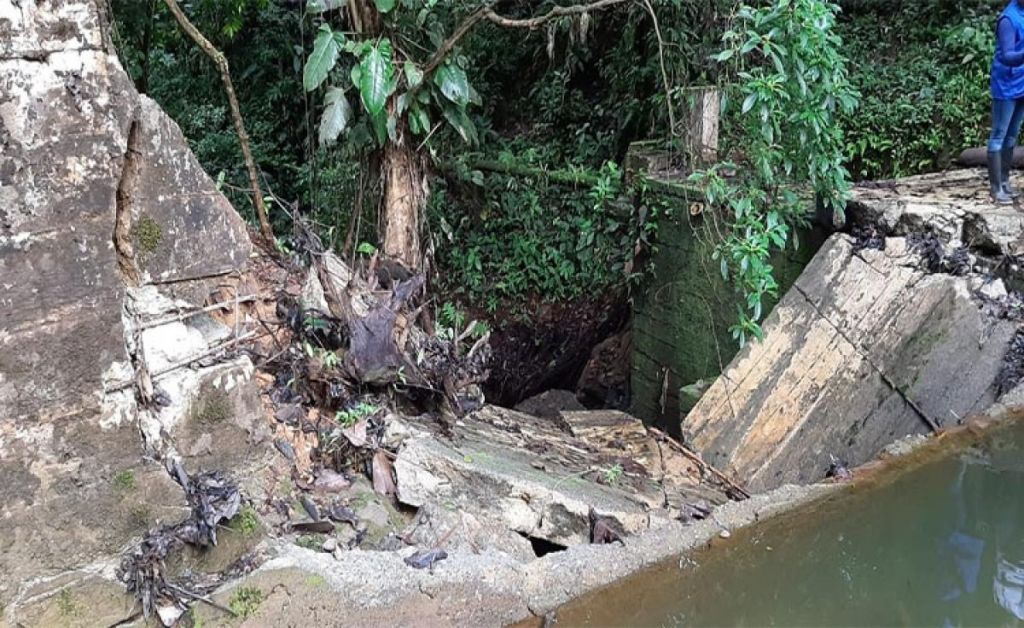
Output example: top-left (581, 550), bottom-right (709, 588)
top-left (0, 4), bottom-right (747, 625)
top-left (0, 0), bottom-right (266, 620)
top-left (682, 169), bottom-right (1024, 492)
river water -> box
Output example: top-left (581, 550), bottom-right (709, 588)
top-left (556, 423), bottom-right (1024, 627)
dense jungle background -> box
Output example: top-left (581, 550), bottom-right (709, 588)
top-left (109, 0), bottom-right (1001, 405)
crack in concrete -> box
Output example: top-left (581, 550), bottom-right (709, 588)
top-left (790, 281), bottom-right (940, 433)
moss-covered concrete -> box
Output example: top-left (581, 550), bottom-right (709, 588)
top-left (630, 207), bottom-right (827, 431)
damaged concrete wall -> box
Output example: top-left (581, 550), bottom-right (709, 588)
top-left (681, 171), bottom-right (1023, 493)
top-left (0, 0), bottom-right (256, 611)
top-left (630, 208), bottom-right (827, 430)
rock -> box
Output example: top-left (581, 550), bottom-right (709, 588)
top-left (0, 0), bottom-right (257, 610)
top-left (322, 537), bottom-right (338, 553)
top-left (393, 406), bottom-right (728, 546)
top-left (404, 502), bottom-right (536, 563)
top-left (313, 469), bottom-right (352, 493)
top-left (190, 484), bottom-right (832, 627)
top-left (5, 574), bottom-right (138, 628)
top-left (882, 434), bottom-right (931, 458)
top-left (847, 169), bottom-right (1024, 255)
top-left (575, 330), bottom-right (632, 408)
top-left (682, 234), bottom-right (1018, 492)
top-left (514, 389), bottom-right (585, 420)
top-left (679, 379), bottom-right (712, 416)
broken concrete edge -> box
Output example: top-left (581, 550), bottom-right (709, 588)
top-left (12, 407), bottom-right (1022, 628)
top-left (188, 483), bottom-right (835, 627)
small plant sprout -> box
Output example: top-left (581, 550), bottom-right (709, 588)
top-left (603, 463), bottom-right (624, 486)
top-left (335, 402), bottom-right (378, 427)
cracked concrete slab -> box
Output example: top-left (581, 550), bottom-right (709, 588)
top-left (682, 235), bottom-right (1018, 492)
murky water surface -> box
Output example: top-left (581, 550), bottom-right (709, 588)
top-left (557, 424), bottom-right (1024, 627)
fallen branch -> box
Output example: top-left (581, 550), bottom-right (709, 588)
top-left (162, 0), bottom-right (273, 241)
top-left (649, 427), bottom-right (751, 499)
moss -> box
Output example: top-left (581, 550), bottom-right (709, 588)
top-left (350, 491), bottom-right (372, 511)
top-left (294, 534), bottom-right (326, 551)
top-left (127, 505), bottom-right (151, 530)
top-left (131, 215), bottom-right (162, 255)
top-left (304, 574), bottom-right (327, 588)
top-left (228, 507), bottom-right (260, 537)
top-left (112, 469), bottom-right (136, 493)
top-left (228, 586), bottom-right (263, 619)
top-left (56, 589), bottom-right (78, 617)
top-left (191, 390), bottom-right (233, 425)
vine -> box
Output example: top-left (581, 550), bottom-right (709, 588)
top-left (690, 0), bottom-right (859, 344)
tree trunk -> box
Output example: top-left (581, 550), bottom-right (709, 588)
top-left (382, 135), bottom-right (426, 269)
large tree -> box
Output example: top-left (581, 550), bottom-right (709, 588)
top-left (304, 0), bottom-right (631, 269)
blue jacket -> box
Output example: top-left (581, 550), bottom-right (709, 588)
top-left (993, 2), bottom-right (1024, 99)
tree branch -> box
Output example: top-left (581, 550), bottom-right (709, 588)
top-left (484, 0), bottom-right (631, 29)
top-left (163, 0), bottom-right (274, 242)
top-left (422, 0), bottom-right (632, 76)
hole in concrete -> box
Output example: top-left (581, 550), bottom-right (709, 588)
top-left (519, 532), bottom-right (567, 557)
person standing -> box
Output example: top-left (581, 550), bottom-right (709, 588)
top-left (990, 0), bottom-right (1024, 204)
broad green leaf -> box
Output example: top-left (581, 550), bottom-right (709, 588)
top-left (441, 105), bottom-right (477, 144)
top-left (318, 87), bottom-right (352, 147)
top-left (713, 49), bottom-right (734, 62)
top-left (741, 93), bottom-right (757, 114)
top-left (409, 103), bottom-right (430, 135)
top-left (304, 24), bottom-right (340, 92)
top-left (374, 0), bottom-right (395, 12)
top-left (359, 40), bottom-right (394, 115)
top-left (404, 61), bottom-right (423, 88)
top-left (434, 62), bottom-right (470, 107)
top-left (370, 109), bottom-right (388, 145)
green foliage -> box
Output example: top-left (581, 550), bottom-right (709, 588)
top-left (112, 0), bottom-right (307, 226)
top-left (335, 402), bottom-right (378, 427)
top-left (693, 0), bottom-right (858, 344)
top-left (228, 586), bottom-right (264, 618)
top-left (294, 533), bottom-right (326, 550)
top-left (113, 469), bottom-right (136, 493)
top-left (304, 341), bottom-right (340, 368)
top-left (838, 3), bottom-right (993, 179)
top-left (56, 589), bottom-right (79, 617)
top-left (302, 4), bottom-right (481, 150)
top-left (431, 157), bottom-right (649, 307)
top-left (229, 507), bottom-right (261, 537)
top-left (132, 216), bottom-right (163, 255)
top-left (603, 463), bottom-right (624, 486)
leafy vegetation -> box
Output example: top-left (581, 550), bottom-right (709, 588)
top-left (113, 469), bottom-right (136, 493)
top-left (111, 0), bottom-right (995, 341)
top-left (838, 1), bottom-right (993, 179)
top-left (229, 507), bottom-right (261, 537)
top-left (693, 0), bottom-right (858, 343)
top-left (228, 586), bottom-right (264, 618)
top-left (335, 402), bottom-right (378, 427)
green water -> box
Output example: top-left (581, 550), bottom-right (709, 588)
top-left (558, 425), bottom-right (1024, 627)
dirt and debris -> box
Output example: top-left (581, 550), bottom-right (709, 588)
top-left (106, 226), bottom-right (751, 626)
top-left (998, 330), bottom-right (1024, 396)
top-left (118, 460), bottom-right (246, 620)
top-left (908, 232), bottom-right (972, 276)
